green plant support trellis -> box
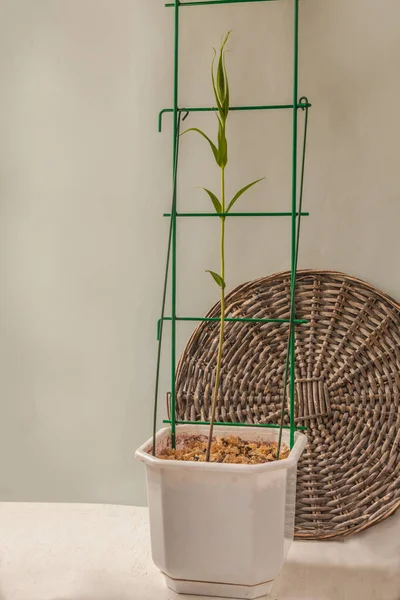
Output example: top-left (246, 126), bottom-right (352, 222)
top-left (152, 0), bottom-right (311, 454)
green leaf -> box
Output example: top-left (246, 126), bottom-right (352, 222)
top-left (217, 118), bottom-right (228, 168)
top-left (226, 177), bottom-right (265, 213)
top-left (181, 128), bottom-right (219, 165)
top-left (222, 51), bottom-right (230, 119)
top-left (211, 50), bottom-right (224, 117)
top-left (220, 30), bottom-right (232, 53)
top-left (216, 51), bottom-right (226, 111)
top-left (206, 270), bottom-right (226, 289)
top-left (201, 188), bottom-right (222, 214)
top-left (215, 31), bottom-right (231, 121)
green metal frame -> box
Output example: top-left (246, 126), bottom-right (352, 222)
top-left (158, 102), bottom-right (311, 132)
top-left (152, 0), bottom-right (310, 453)
top-left (166, 1), bottom-right (279, 7)
top-left (163, 420), bottom-right (307, 431)
top-left (164, 212), bottom-right (309, 217)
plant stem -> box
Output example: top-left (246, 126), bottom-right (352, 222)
top-left (206, 167), bottom-right (226, 461)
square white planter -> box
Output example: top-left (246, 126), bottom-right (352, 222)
top-left (136, 424), bottom-right (307, 599)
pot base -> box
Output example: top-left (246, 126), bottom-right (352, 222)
top-left (164, 573), bottom-right (274, 599)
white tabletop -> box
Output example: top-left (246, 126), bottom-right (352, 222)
top-left (0, 503), bottom-right (399, 600)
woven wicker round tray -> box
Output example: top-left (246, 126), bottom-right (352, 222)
top-left (175, 270), bottom-right (400, 540)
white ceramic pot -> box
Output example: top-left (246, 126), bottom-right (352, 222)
top-left (136, 424), bottom-right (307, 599)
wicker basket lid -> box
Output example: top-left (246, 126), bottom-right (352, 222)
top-left (175, 270), bottom-right (400, 540)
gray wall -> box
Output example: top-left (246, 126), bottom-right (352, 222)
top-left (0, 0), bottom-right (398, 506)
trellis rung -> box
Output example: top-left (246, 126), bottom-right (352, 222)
top-left (158, 102), bottom-right (312, 132)
top-left (166, 0), bottom-right (278, 7)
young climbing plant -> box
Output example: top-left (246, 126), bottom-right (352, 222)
top-left (182, 31), bottom-right (265, 462)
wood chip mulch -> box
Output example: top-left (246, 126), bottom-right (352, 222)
top-left (158, 434), bottom-right (290, 464)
